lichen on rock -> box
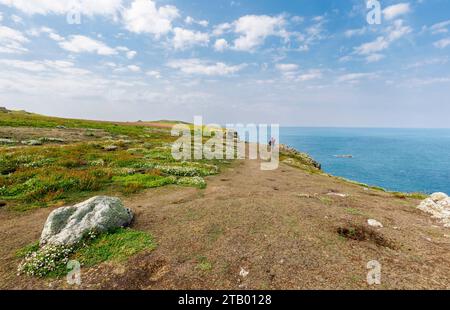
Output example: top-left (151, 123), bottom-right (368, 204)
top-left (40, 196), bottom-right (133, 246)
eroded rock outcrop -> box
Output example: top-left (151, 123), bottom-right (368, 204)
top-left (417, 192), bottom-right (450, 227)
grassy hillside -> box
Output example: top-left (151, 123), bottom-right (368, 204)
top-left (0, 109), bottom-right (228, 211)
top-left (2, 109), bottom-right (449, 289)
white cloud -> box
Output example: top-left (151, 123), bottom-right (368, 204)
top-left (212, 23), bottom-right (232, 36)
top-left (0, 12), bottom-right (3, 22)
top-left (59, 35), bottom-right (117, 55)
top-left (383, 3), bottom-right (411, 21)
top-left (126, 50), bottom-right (137, 59)
top-left (146, 70), bottom-right (161, 79)
top-left (275, 64), bottom-right (321, 82)
top-left (172, 27), bottom-right (209, 50)
top-left (434, 38), bottom-right (450, 49)
top-left (386, 19), bottom-right (412, 41)
top-left (0, 59), bottom-right (46, 71)
top-left (116, 46), bottom-right (137, 59)
top-left (232, 15), bottom-right (288, 51)
top-left (122, 0), bottom-right (179, 37)
top-left (0, 25), bottom-right (29, 54)
top-left (354, 36), bottom-right (389, 55)
top-left (354, 20), bottom-right (411, 56)
top-left (127, 65), bottom-right (141, 72)
top-left (337, 73), bottom-right (376, 83)
top-left (405, 57), bottom-right (449, 69)
top-left (167, 59), bottom-right (246, 76)
top-left (30, 27), bottom-right (65, 41)
top-left (0, 0), bottom-right (123, 17)
top-left (344, 27), bottom-right (367, 38)
top-left (185, 16), bottom-right (208, 27)
top-left (11, 14), bottom-right (23, 24)
top-left (429, 20), bottom-right (450, 34)
top-left (0, 59), bottom-right (89, 75)
top-left (276, 63), bottom-right (299, 72)
top-left (366, 53), bottom-right (385, 63)
top-left (214, 38), bottom-right (229, 52)
top-left (294, 16), bottom-right (327, 51)
top-left (35, 29), bottom-right (135, 58)
top-left (296, 69), bottom-right (322, 82)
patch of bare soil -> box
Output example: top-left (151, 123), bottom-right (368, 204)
top-left (1, 160), bottom-right (450, 289)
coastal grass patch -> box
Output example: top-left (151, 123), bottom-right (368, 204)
top-left (74, 228), bottom-right (157, 267)
top-left (112, 174), bottom-right (177, 190)
top-left (0, 109), bottom-right (154, 137)
top-left (318, 196), bottom-right (334, 206)
top-left (344, 207), bottom-right (367, 216)
top-left (196, 256), bottom-right (213, 272)
top-left (17, 228), bottom-right (156, 278)
top-left (1, 109), bottom-right (251, 211)
top-left (1, 130), bottom-right (224, 211)
top-left (392, 192), bottom-right (428, 200)
top-left (177, 176), bottom-right (207, 189)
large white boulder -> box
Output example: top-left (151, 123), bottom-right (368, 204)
top-left (40, 196), bottom-right (133, 246)
top-left (417, 193), bottom-right (450, 227)
top-left (430, 192), bottom-right (448, 203)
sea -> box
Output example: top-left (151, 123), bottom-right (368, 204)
top-left (279, 128), bottom-right (450, 194)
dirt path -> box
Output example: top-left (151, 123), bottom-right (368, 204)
top-left (1, 159), bottom-right (450, 289)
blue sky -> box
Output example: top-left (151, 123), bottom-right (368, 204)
top-left (0, 0), bottom-right (449, 127)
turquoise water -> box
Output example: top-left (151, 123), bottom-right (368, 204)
top-left (280, 128), bottom-right (450, 194)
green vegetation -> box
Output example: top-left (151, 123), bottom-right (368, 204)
top-left (392, 192), bottom-right (428, 200)
top-left (318, 196), bottom-right (333, 206)
top-left (0, 110), bottom-right (145, 136)
top-left (344, 207), bottom-right (366, 216)
top-left (74, 228), bottom-right (157, 267)
top-left (17, 228), bottom-right (156, 278)
top-left (280, 145), bottom-right (322, 174)
top-left (197, 256), bottom-right (213, 272)
top-left (0, 110), bottom-right (227, 211)
top-left (177, 176), bottom-right (207, 189)
top-left (113, 174), bottom-right (177, 189)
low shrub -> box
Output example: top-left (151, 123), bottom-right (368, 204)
top-left (113, 174), bottom-right (176, 188)
top-left (177, 176), bottom-right (207, 189)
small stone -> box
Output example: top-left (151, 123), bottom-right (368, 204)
top-left (0, 200), bottom-right (6, 208)
top-left (368, 219), bottom-right (383, 228)
top-left (327, 192), bottom-right (347, 198)
top-left (239, 267), bottom-right (249, 278)
top-left (22, 140), bottom-right (42, 146)
top-left (0, 138), bottom-right (17, 144)
top-left (104, 145), bottom-right (118, 151)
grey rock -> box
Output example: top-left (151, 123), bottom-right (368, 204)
top-left (40, 196), bottom-right (133, 246)
top-left (0, 138), bottom-right (17, 145)
top-left (21, 140), bottom-right (43, 146)
top-left (104, 145), bottom-right (118, 151)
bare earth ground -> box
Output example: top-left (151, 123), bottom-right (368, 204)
top-left (1, 159), bottom-right (449, 289)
